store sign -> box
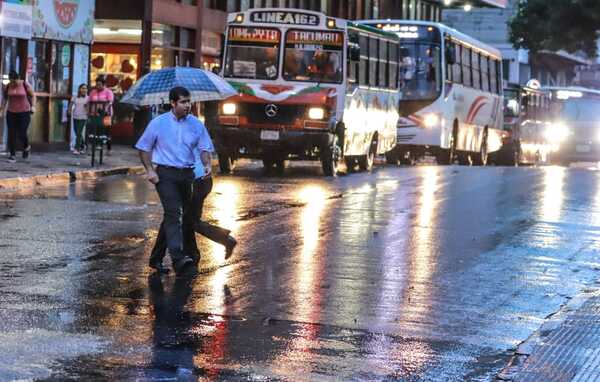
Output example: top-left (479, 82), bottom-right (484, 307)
top-left (250, 11), bottom-right (319, 26)
top-left (32, 0), bottom-right (95, 44)
top-left (0, 2), bottom-right (33, 39)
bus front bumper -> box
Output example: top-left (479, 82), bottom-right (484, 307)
top-left (209, 126), bottom-right (335, 160)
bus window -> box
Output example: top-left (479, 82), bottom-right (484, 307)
top-left (359, 34), bottom-right (368, 85)
top-left (481, 56), bottom-right (489, 93)
top-left (490, 59), bottom-right (498, 94)
top-left (224, 27), bottom-right (280, 80)
top-left (389, 42), bottom-right (398, 89)
top-left (453, 44), bottom-right (462, 84)
top-left (471, 51), bottom-right (481, 90)
top-left (283, 29), bottom-right (343, 83)
top-left (379, 40), bottom-right (387, 88)
top-left (369, 37), bottom-right (378, 87)
top-left (398, 43), bottom-right (441, 100)
top-left (461, 46), bottom-right (471, 87)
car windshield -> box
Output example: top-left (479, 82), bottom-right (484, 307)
top-left (398, 43), bottom-right (442, 100)
top-left (283, 29), bottom-right (343, 83)
top-left (224, 26), bottom-right (280, 80)
top-left (553, 97), bottom-right (600, 122)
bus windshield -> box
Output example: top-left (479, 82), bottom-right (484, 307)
top-left (398, 43), bottom-right (441, 100)
top-left (283, 29), bottom-right (343, 83)
top-left (224, 26), bottom-right (280, 80)
top-left (553, 97), bottom-right (600, 122)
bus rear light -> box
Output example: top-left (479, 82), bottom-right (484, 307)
top-left (218, 116), bottom-right (239, 126)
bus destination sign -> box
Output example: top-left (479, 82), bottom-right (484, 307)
top-left (250, 11), bottom-right (320, 26)
top-left (228, 27), bottom-right (280, 43)
top-left (286, 30), bottom-right (343, 49)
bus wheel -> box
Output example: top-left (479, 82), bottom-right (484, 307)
top-left (345, 156), bottom-right (357, 172)
top-left (472, 130), bottom-right (488, 166)
top-left (358, 139), bottom-right (377, 171)
top-left (321, 136), bottom-right (341, 176)
top-left (218, 153), bottom-right (234, 174)
top-left (385, 150), bottom-right (399, 165)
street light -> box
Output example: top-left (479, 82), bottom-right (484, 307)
top-left (464, 3), bottom-right (473, 11)
top-left (443, 0), bottom-right (453, 5)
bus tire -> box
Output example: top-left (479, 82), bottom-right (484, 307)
top-left (385, 150), bottom-right (399, 165)
top-left (345, 156), bottom-right (357, 172)
top-left (437, 123), bottom-right (458, 165)
top-left (358, 137), bottom-right (377, 171)
top-left (218, 153), bottom-right (234, 174)
top-left (472, 129), bottom-right (488, 166)
top-left (321, 136), bottom-right (340, 176)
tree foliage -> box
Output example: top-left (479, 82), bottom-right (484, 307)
top-left (509, 0), bottom-right (600, 57)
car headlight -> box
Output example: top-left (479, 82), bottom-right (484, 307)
top-left (423, 113), bottom-right (440, 128)
top-left (544, 122), bottom-right (570, 143)
top-left (308, 107), bottom-right (325, 120)
top-left (222, 102), bottom-right (237, 115)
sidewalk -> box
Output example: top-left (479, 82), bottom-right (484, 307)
top-left (498, 288), bottom-right (600, 381)
top-left (0, 145), bottom-right (144, 191)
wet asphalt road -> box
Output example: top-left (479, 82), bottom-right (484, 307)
top-left (2, 161), bottom-right (600, 381)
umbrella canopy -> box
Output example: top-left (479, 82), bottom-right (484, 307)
top-left (120, 67), bottom-right (237, 106)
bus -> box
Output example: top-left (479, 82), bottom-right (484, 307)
top-left (208, 9), bottom-right (400, 176)
top-left (494, 80), bottom-right (552, 166)
top-left (358, 20), bottom-right (504, 166)
top-left (545, 87), bottom-right (600, 166)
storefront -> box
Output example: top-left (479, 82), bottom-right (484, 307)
top-left (27, 0), bottom-right (94, 146)
top-left (0, 0), bottom-right (33, 150)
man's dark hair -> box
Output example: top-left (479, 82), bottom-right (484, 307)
top-left (169, 86), bottom-right (191, 102)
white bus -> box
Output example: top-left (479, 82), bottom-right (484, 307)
top-left (208, 9), bottom-right (400, 176)
top-left (358, 20), bottom-right (504, 165)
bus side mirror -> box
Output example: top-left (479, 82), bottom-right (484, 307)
top-left (445, 45), bottom-right (456, 65)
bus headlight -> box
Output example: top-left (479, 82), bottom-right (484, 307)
top-left (222, 102), bottom-right (237, 115)
top-left (544, 122), bottom-right (570, 143)
top-left (423, 113), bottom-right (440, 128)
top-left (308, 107), bottom-right (325, 120)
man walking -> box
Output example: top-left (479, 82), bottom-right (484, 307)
top-left (135, 86), bottom-right (213, 274)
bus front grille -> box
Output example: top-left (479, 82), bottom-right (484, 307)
top-left (242, 104), bottom-right (305, 125)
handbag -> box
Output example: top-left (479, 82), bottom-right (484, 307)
top-left (102, 115), bottom-right (112, 127)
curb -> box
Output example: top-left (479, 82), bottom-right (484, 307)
top-left (0, 165), bottom-right (145, 192)
top-left (496, 287), bottom-right (600, 381)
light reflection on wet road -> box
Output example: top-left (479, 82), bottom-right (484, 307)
top-left (2, 162), bottom-right (600, 381)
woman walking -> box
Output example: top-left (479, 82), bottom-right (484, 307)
top-left (70, 84), bottom-right (89, 155)
top-left (1, 70), bottom-right (35, 163)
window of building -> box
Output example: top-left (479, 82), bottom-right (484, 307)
top-left (28, 40), bottom-right (50, 93)
top-left (3, 38), bottom-right (20, 85)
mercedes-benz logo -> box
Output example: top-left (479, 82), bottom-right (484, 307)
top-left (265, 104), bottom-right (278, 118)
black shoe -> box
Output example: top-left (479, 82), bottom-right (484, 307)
top-left (23, 145), bottom-right (30, 159)
top-left (224, 236), bottom-right (237, 260)
top-left (149, 261), bottom-right (170, 274)
top-left (173, 256), bottom-right (194, 274)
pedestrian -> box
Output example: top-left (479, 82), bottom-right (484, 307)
top-left (69, 84), bottom-right (89, 155)
top-left (88, 75), bottom-right (114, 153)
top-left (149, 152), bottom-right (238, 274)
top-left (1, 70), bottom-right (35, 163)
top-left (135, 86), bottom-right (213, 274)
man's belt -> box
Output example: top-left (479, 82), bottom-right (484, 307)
top-left (156, 164), bottom-right (193, 171)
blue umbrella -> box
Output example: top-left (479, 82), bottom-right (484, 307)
top-left (120, 66), bottom-right (237, 106)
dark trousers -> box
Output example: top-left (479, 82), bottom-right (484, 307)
top-left (150, 176), bottom-right (231, 264)
top-left (73, 119), bottom-right (86, 150)
top-left (153, 166), bottom-right (194, 263)
top-left (7, 111), bottom-right (30, 156)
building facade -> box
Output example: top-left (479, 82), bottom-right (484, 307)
top-left (0, 0), bottom-right (94, 150)
top-left (443, 0), bottom-right (588, 88)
